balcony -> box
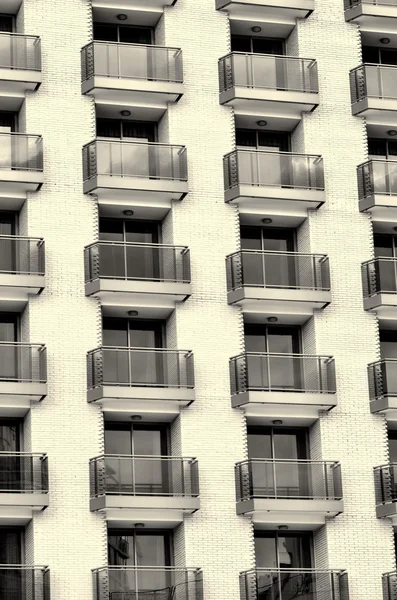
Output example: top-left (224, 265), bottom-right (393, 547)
top-left (219, 53), bottom-right (319, 127)
top-left (93, 567), bottom-right (202, 600)
top-left (216, 1), bottom-right (314, 36)
top-left (235, 458), bottom-right (343, 528)
top-left (230, 352), bottom-right (337, 423)
top-left (0, 566), bottom-right (50, 600)
top-left (223, 149), bottom-right (325, 219)
top-left (240, 569), bottom-right (349, 600)
top-left (0, 133), bottom-right (43, 207)
top-left (0, 452), bottom-right (48, 524)
top-left (0, 34), bottom-right (41, 110)
top-left (374, 463), bottom-right (397, 522)
top-left (357, 159), bottom-right (397, 222)
top-left (384, 571), bottom-right (397, 600)
top-left (83, 140), bottom-right (188, 218)
top-left (362, 258), bottom-right (397, 320)
top-left (0, 343), bottom-right (47, 416)
top-left (368, 359), bottom-right (397, 420)
top-left (350, 64), bottom-right (397, 123)
top-left (90, 455), bottom-right (199, 526)
top-left (226, 250), bottom-right (330, 321)
top-left (0, 236), bottom-right (45, 311)
top-left (84, 241), bottom-right (191, 315)
top-left (87, 347), bottom-right (195, 419)
top-left (81, 42), bottom-right (183, 120)
top-left (345, 0), bottom-right (397, 32)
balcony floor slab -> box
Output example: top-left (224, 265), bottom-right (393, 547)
top-left (0, 275), bottom-right (45, 312)
top-left (0, 70), bottom-right (41, 99)
top-left (237, 498), bottom-right (343, 530)
top-left (225, 184), bottom-right (325, 217)
top-left (232, 390), bottom-right (337, 411)
top-left (359, 194), bottom-right (397, 222)
top-left (85, 279), bottom-right (191, 314)
top-left (371, 395), bottom-right (397, 423)
top-left (84, 175), bottom-right (188, 205)
top-left (220, 88), bottom-right (319, 120)
top-left (90, 495), bottom-right (199, 526)
top-left (352, 98), bottom-right (397, 124)
top-left (88, 386), bottom-right (195, 413)
top-left (0, 494), bottom-right (48, 525)
top-left (345, 5), bottom-right (397, 32)
top-left (376, 502), bottom-right (397, 522)
top-left (227, 287), bottom-right (331, 321)
top-left (0, 382), bottom-right (47, 412)
top-left (363, 294), bottom-right (397, 321)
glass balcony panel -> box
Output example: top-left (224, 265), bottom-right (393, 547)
top-left (0, 454), bottom-right (47, 493)
top-left (362, 258), bottom-right (397, 296)
top-left (0, 134), bottom-right (43, 172)
top-left (0, 34), bottom-right (41, 71)
top-left (0, 237), bottom-right (44, 276)
top-left (0, 344), bottom-right (46, 383)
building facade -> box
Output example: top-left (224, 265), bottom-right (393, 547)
top-left (0, 0), bottom-right (396, 598)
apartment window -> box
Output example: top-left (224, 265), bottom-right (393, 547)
top-left (255, 531), bottom-right (313, 569)
top-left (0, 16), bottom-right (13, 33)
top-left (380, 330), bottom-right (397, 359)
top-left (102, 318), bottom-right (165, 386)
top-left (108, 529), bottom-right (172, 590)
top-left (0, 527), bottom-right (23, 597)
top-left (368, 138), bottom-right (397, 160)
top-left (231, 35), bottom-right (284, 55)
top-left (245, 323), bottom-right (301, 354)
top-left (105, 422), bottom-right (169, 494)
top-left (93, 23), bottom-right (154, 45)
top-left (96, 118), bottom-right (156, 142)
top-left (236, 129), bottom-right (290, 152)
top-left (362, 46), bottom-right (397, 66)
top-left (248, 426), bottom-right (308, 460)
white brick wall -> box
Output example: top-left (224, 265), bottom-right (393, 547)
top-left (19, 0), bottom-right (106, 597)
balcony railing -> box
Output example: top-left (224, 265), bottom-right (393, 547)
top-left (358, 159), bottom-right (397, 200)
top-left (0, 343), bottom-right (46, 383)
top-left (383, 571), bottom-right (397, 600)
top-left (223, 149), bottom-right (324, 192)
top-left (226, 250), bottom-right (330, 292)
top-left (235, 459), bottom-right (342, 501)
top-left (0, 565), bottom-right (50, 600)
top-left (374, 464), bottom-right (397, 506)
top-left (0, 236), bottom-right (44, 276)
top-left (0, 452), bottom-right (48, 493)
top-left (368, 359), bottom-right (397, 403)
top-left (0, 133), bottom-right (43, 172)
top-left (219, 53), bottom-right (318, 94)
top-left (83, 140), bottom-right (187, 183)
top-left (230, 352), bottom-right (336, 395)
top-left (84, 242), bottom-right (190, 284)
top-left (87, 347), bottom-right (194, 391)
top-left (81, 41), bottom-right (183, 83)
top-left (240, 569), bottom-right (349, 600)
top-left (93, 567), bottom-right (202, 600)
top-left (362, 257), bottom-right (397, 297)
top-left (90, 455), bottom-right (199, 498)
top-left (350, 64), bottom-right (397, 103)
top-left (0, 33), bottom-right (41, 71)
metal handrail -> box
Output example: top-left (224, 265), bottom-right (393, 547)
top-left (241, 568), bottom-right (347, 574)
top-left (0, 235), bottom-right (44, 242)
top-left (231, 351), bottom-right (334, 359)
top-left (85, 241), bottom-right (188, 251)
top-left (88, 346), bottom-right (193, 355)
top-left (357, 158), bottom-right (397, 168)
top-left (82, 40), bottom-right (182, 53)
top-left (237, 458), bottom-right (339, 465)
top-left (220, 51), bottom-right (317, 64)
top-left (93, 566), bottom-right (202, 573)
top-left (0, 451), bottom-right (46, 457)
top-left (363, 256), bottom-right (397, 265)
top-left (0, 342), bottom-right (45, 348)
top-left (84, 139), bottom-right (186, 151)
top-left (91, 454), bottom-right (196, 461)
top-left (368, 358), bottom-right (397, 368)
top-left (227, 249), bottom-right (328, 258)
top-left (224, 148), bottom-right (322, 159)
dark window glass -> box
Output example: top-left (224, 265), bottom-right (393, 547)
top-left (0, 16), bottom-right (13, 33)
top-left (93, 23), bottom-right (153, 44)
top-left (96, 118), bottom-right (156, 142)
top-left (231, 35), bottom-right (284, 55)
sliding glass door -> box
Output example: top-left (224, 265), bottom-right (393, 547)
top-left (0, 528), bottom-right (23, 600)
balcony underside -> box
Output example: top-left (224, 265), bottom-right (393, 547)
top-left (0, 274), bottom-right (45, 312)
top-left (345, 5), bottom-right (397, 32)
top-left (371, 396), bottom-right (397, 422)
top-left (82, 77), bottom-right (183, 121)
top-left (0, 382), bottom-right (47, 416)
top-left (216, 0), bottom-right (314, 36)
top-left (227, 287), bottom-right (331, 323)
top-left (84, 176), bottom-right (188, 219)
top-left (0, 171), bottom-right (43, 208)
top-left (0, 494), bottom-right (48, 525)
top-left (352, 98), bottom-right (397, 124)
top-left (225, 184), bottom-right (325, 220)
top-left (85, 279), bottom-right (191, 317)
top-left (376, 502), bottom-right (397, 523)
top-left (363, 294), bottom-right (397, 322)
top-left (359, 193), bottom-right (397, 222)
top-left (0, 71), bottom-right (41, 110)
top-left (92, 0), bottom-right (177, 26)
top-left (236, 498), bottom-right (343, 530)
top-left (88, 386), bottom-right (195, 420)
top-left (2, 0), bottom-right (22, 12)
top-left (232, 390), bottom-right (337, 426)
top-left (90, 495), bottom-right (199, 527)
top-left (219, 88), bottom-right (319, 122)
